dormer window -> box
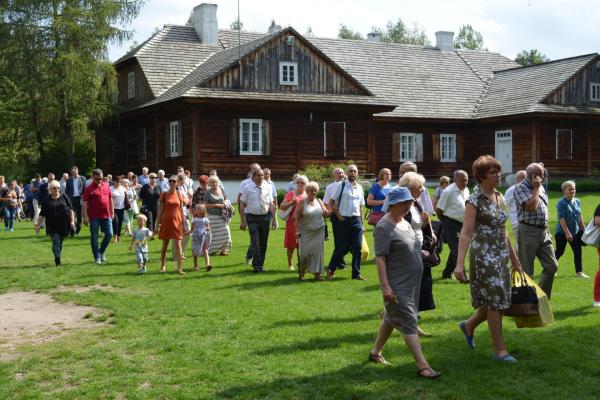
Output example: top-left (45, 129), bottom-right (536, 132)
top-left (591, 82), bottom-right (600, 102)
top-left (279, 62), bottom-right (298, 85)
top-left (127, 71), bottom-right (135, 99)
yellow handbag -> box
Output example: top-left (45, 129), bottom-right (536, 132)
top-left (361, 233), bottom-right (370, 261)
top-left (512, 272), bottom-right (555, 328)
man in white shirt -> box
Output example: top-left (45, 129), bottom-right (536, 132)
top-left (239, 168), bottom-right (277, 272)
top-left (436, 170), bottom-right (470, 280)
top-left (263, 168), bottom-right (278, 208)
top-left (324, 168), bottom-right (345, 243)
top-left (138, 167), bottom-right (149, 186)
top-left (238, 163), bottom-right (261, 264)
top-left (504, 170), bottom-right (526, 245)
top-left (327, 165), bottom-right (366, 281)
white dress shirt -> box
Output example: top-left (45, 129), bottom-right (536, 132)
top-left (504, 184), bottom-right (519, 227)
top-left (331, 180), bottom-right (364, 217)
top-left (323, 180), bottom-right (342, 204)
top-left (72, 176), bottom-right (82, 197)
top-left (437, 182), bottom-right (469, 222)
top-left (240, 183), bottom-right (273, 215)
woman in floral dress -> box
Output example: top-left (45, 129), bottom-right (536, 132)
top-left (454, 155), bottom-right (522, 363)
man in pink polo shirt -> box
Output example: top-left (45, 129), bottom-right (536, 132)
top-left (82, 169), bottom-right (114, 264)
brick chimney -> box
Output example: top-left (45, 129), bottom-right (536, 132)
top-left (435, 31), bottom-right (454, 51)
top-left (193, 3), bottom-right (218, 45)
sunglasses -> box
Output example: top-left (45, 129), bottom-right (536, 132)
top-left (169, 180), bottom-right (176, 183)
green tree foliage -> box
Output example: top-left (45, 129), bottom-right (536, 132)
top-left (381, 19), bottom-right (430, 46)
top-left (230, 19), bottom-right (243, 31)
top-left (0, 0), bottom-right (144, 179)
top-left (515, 49), bottom-right (551, 66)
top-left (338, 24), bottom-right (363, 40)
top-left (454, 24), bottom-right (484, 50)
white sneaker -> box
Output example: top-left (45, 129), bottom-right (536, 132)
top-left (95, 257), bottom-right (102, 265)
top-left (576, 272), bottom-right (589, 278)
top-left (100, 253), bottom-right (107, 263)
top-left (594, 302), bottom-right (600, 308)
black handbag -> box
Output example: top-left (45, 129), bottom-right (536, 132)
top-left (504, 272), bottom-right (539, 317)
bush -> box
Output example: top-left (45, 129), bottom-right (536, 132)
top-left (298, 161), bottom-right (357, 185)
top-left (547, 178), bottom-right (600, 193)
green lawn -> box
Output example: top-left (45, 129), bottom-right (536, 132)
top-left (1, 192), bottom-right (599, 399)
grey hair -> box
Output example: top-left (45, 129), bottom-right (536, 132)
top-left (399, 161), bottom-right (417, 173)
top-left (48, 180), bottom-right (60, 189)
top-left (561, 180), bottom-right (576, 191)
top-left (332, 167), bottom-right (344, 176)
top-left (525, 163), bottom-right (543, 181)
top-left (296, 174), bottom-right (309, 184)
top-left (454, 170), bottom-right (468, 179)
top-left (399, 172), bottom-right (425, 190)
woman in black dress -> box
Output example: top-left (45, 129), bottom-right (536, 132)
top-left (139, 173), bottom-right (161, 231)
top-left (35, 180), bottom-right (75, 265)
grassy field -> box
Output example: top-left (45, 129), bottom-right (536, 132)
top-left (1, 192), bottom-right (599, 399)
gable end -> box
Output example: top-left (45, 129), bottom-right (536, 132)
top-left (543, 54), bottom-right (600, 106)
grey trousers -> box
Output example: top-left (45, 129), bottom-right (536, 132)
top-left (517, 223), bottom-right (558, 299)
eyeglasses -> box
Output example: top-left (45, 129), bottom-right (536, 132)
top-left (296, 182), bottom-right (305, 185)
top-left (169, 180), bottom-right (176, 183)
top-left (487, 170), bottom-right (502, 175)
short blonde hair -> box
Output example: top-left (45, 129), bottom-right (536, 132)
top-left (208, 176), bottom-right (219, 186)
top-left (561, 180), bottom-right (575, 191)
top-left (379, 168), bottom-right (392, 180)
top-left (136, 214), bottom-right (148, 223)
top-left (399, 172), bottom-right (425, 190)
top-left (48, 180), bottom-right (60, 189)
top-left (306, 182), bottom-right (319, 193)
top-left (439, 176), bottom-right (450, 185)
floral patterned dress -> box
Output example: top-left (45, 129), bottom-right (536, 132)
top-left (467, 186), bottom-right (511, 310)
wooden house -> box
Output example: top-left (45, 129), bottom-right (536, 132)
top-left (101, 3), bottom-right (600, 180)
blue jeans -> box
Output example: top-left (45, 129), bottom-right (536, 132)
top-left (328, 216), bottom-right (362, 278)
top-left (4, 207), bottom-right (16, 230)
top-left (89, 218), bottom-right (113, 259)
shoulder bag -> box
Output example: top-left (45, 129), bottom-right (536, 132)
top-left (278, 194), bottom-right (294, 221)
top-left (581, 218), bottom-right (600, 248)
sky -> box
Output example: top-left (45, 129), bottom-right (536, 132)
top-left (108, 0), bottom-right (600, 61)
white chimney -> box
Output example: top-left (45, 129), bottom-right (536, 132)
top-left (435, 31), bottom-right (454, 51)
top-left (193, 3), bottom-right (218, 45)
top-left (268, 20), bottom-right (282, 34)
top-left (367, 32), bottom-right (382, 43)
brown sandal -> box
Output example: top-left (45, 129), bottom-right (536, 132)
top-left (368, 352), bottom-right (391, 366)
top-left (206, 265), bottom-right (212, 272)
top-left (417, 366), bottom-right (441, 379)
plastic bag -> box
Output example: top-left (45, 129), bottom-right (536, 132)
top-left (361, 233), bottom-right (370, 261)
top-left (512, 272), bottom-right (555, 328)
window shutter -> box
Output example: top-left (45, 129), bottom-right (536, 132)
top-left (456, 134), bottom-right (464, 161)
top-left (392, 133), bottom-right (400, 162)
top-left (262, 120), bottom-right (271, 155)
top-left (230, 118), bottom-right (239, 155)
top-left (432, 134), bottom-right (440, 161)
top-left (415, 133), bottom-right (424, 162)
top-left (177, 121), bottom-right (182, 157)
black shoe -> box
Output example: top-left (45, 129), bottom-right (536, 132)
top-left (55, 257), bottom-right (61, 266)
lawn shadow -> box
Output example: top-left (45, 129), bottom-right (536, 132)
top-left (269, 312), bottom-right (377, 328)
top-left (218, 275), bottom-right (306, 290)
top-left (254, 332), bottom-right (374, 356)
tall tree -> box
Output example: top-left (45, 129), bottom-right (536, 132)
top-left (515, 49), bottom-right (550, 66)
top-left (0, 0), bottom-right (144, 174)
top-left (381, 19), bottom-right (430, 46)
top-left (338, 24), bottom-right (363, 40)
top-left (230, 19), bottom-right (243, 31)
top-left (454, 24), bottom-right (484, 50)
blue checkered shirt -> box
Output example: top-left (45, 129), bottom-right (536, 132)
top-left (514, 179), bottom-right (548, 226)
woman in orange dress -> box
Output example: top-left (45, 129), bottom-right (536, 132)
top-left (280, 174), bottom-right (308, 271)
top-left (155, 176), bottom-right (187, 274)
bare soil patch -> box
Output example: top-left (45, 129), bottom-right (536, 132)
top-left (0, 291), bottom-right (105, 361)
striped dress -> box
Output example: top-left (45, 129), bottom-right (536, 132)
top-left (204, 189), bottom-right (232, 255)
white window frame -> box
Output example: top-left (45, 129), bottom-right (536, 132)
top-left (400, 133), bottom-right (417, 162)
top-left (440, 133), bottom-right (457, 162)
top-left (169, 121), bottom-right (181, 157)
top-left (555, 128), bottom-right (573, 160)
top-left (138, 128), bottom-right (146, 161)
top-left (591, 82), bottom-right (600, 102)
top-left (323, 121), bottom-right (347, 158)
top-left (279, 62), bottom-right (298, 86)
top-left (127, 71), bottom-right (135, 99)
top-left (239, 119), bottom-right (263, 155)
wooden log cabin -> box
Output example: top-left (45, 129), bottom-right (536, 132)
top-left (101, 3), bottom-right (600, 180)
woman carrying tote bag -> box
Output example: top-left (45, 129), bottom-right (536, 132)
top-left (590, 203), bottom-right (600, 307)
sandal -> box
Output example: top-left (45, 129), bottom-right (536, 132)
top-left (193, 266), bottom-right (199, 272)
top-left (160, 266), bottom-right (166, 273)
top-left (417, 366), bottom-right (441, 379)
top-left (206, 265), bottom-right (212, 272)
top-left (177, 270), bottom-right (186, 275)
top-left (459, 321), bottom-right (476, 349)
top-left (368, 352), bottom-right (391, 366)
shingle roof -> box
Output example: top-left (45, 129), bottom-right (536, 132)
top-left (476, 54), bottom-right (599, 118)
top-left (116, 24), bottom-right (599, 119)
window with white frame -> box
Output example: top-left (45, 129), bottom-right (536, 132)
top-left (138, 128), bottom-right (146, 161)
top-left (400, 133), bottom-right (416, 161)
top-left (239, 119), bottom-right (263, 155)
top-left (279, 62), bottom-right (298, 85)
top-left (127, 71), bottom-right (135, 99)
top-left (591, 82), bottom-right (600, 101)
top-left (440, 134), bottom-right (456, 162)
top-left (555, 129), bottom-right (572, 160)
top-left (169, 121), bottom-right (181, 157)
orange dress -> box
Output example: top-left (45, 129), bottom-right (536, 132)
top-left (158, 191), bottom-right (184, 240)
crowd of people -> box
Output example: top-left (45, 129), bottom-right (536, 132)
top-left (2, 156), bottom-right (600, 378)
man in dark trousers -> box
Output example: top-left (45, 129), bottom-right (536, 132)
top-left (66, 165), bottom-right (87, 235)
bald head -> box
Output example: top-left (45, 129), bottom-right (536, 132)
top-left (515, 170), bottom-right (526, 183)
